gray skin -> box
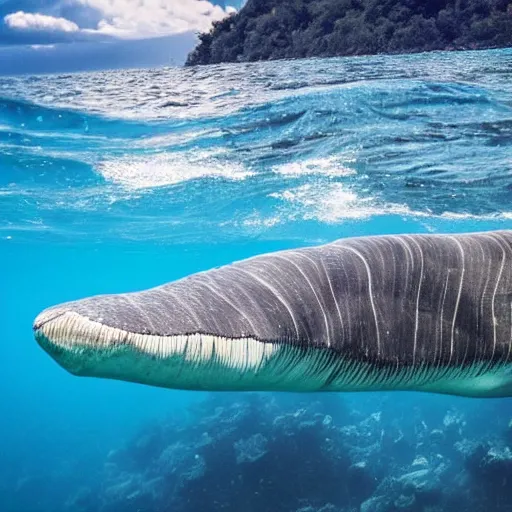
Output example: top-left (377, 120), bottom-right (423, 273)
top-left (33, 231), bottom-right (512, 396)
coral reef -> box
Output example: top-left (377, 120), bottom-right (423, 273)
top-left (59, 393), bottom-right (512, 512)
top-left (7, 393), bottom-right (511, 512)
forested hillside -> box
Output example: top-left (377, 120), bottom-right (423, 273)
top-left (186, 0), bottom-right (512, 65)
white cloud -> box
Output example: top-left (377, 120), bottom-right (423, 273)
top-left (30, 44), bottom-right (56, 50)
top-left (5, 11), bottom-right (79, 32)
top-left (4, 1), bottom-right (237, 41)
top-left (78, 0), bottom-right (236, 39)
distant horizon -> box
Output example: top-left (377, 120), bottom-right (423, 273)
top-left (2, 44), bottom-right (511, 78)
top-left (0, 32), bottom-right (197, 76)
top-left (0, 59), bottom-right (185, 78)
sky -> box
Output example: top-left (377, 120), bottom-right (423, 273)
top-left (0, 0), bottom-right (244, 74)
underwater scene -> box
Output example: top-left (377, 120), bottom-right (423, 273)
top-left (2, 48), bottom-right (512, 512)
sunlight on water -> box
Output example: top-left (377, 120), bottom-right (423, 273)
top-left (97, 151), bottom-right (252, 189)
top-left (1, 48), bottom-right (512, 244)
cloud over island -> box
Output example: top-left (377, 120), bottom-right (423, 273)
top-left (5, 11), bottom-right (80, 33)
top-left (0, 0), bottom-right (239, 73)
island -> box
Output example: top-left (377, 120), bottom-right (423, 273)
top-left (186, 0), bottom-right (512, 66)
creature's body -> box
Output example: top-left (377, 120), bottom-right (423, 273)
top-left (34, 231), bottom-right (512, 397)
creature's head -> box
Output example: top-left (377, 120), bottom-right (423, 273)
top-left (33, 257), bottom-right (330, 392)
top-left (33, 293), bottom-right (288, 391)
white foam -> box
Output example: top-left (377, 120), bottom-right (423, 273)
top-left (96, 152), bottom-right (253, 189)
top-left (270, 183), bottom-right (377, 222)
top-left (270, 183), bottom-right (512, 224)
top-left (241, 213), bottom-right (282, 228)
top-left (273, 156), bottom-right (356, 178)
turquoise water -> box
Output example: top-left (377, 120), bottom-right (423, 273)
top-left (2, 48), bottom-right (512, 511)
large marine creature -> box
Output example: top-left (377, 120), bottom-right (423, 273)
top-left (34, 231), bottom-right (512, 397)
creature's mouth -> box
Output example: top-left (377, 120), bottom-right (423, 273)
top-left (33, 310), bottom-right (127, 351)
top-left (33, 309), bottom-right (68, 331)
top-left (32, 305), bottom-right (291, 392)
top-left (33, 307), bottom-right (280, 380)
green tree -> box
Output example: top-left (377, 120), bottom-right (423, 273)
top-left (186, 0), bottom-right (512, 66)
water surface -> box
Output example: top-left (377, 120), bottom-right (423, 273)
top-left (1, 48), bottom-right (512, 511)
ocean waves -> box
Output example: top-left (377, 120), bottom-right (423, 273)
top-left (1, 48), bottom-right (512, 243)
